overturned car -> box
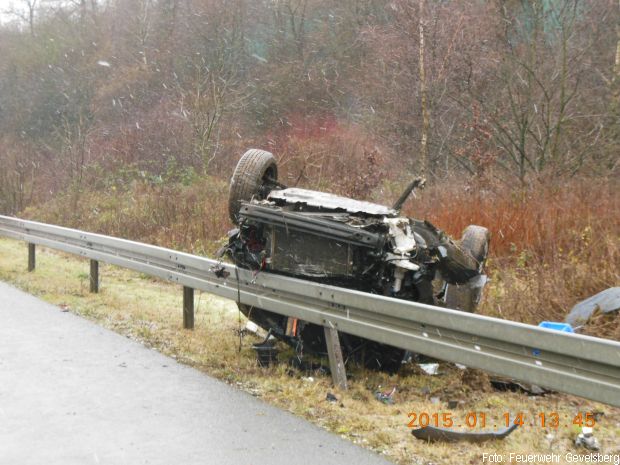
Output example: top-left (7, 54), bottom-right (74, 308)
top-left (224, 149), bottom-right (490, 370)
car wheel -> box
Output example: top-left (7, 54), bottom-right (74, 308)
top-left (445, 225), bottom-right (490, 313)
top-left (460, 225), bottom-right (490, 270)
top-left (228, 149), bottom-right (278, 224)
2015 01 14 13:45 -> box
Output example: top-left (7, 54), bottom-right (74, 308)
top-left (406, 412), bottom-right (597, 429)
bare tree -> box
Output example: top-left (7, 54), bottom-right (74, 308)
top-left (271, 0), bottom-right (308, 59)
top-left (418, 0), bottom-right (428, 176)
top-left (174, 0), bottom-right (251, 174)
top-left (455, 0), bottom-right (601, 184)
top-left (614, 0), bottom-right (620, 106)
top-left (5, 0), bottom-right (38, 36)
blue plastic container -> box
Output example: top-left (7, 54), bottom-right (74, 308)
top-left (538, 321), bottom-right (574, 333)
top-left (533, 322), bottom-right (574, 356)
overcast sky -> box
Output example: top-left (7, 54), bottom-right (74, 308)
top-left (0, 1), bottom-right (23, 13)
top-left (0, 1), bottom-right (24, 23)
top-left (0, 1), bottom-right (70, 21)
top-left (0, 1), bottom-right (99, 24)
top-left (0, 1), bottom-right (71, 25)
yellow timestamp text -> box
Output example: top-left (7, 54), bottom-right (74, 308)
top-left (406, 411), bottom-right (597, 429)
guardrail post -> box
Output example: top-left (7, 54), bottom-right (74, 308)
top-left (183, 286), bottom-right (194, 329)
top-left (89, 260), bottom-right (99, 293)
top-left (323, 326), bottom-right (348, 390)
top-left (27, 243), bottom-right (35, 272)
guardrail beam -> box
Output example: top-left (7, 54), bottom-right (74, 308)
top-left (1, 214), bottom-right (619, 406)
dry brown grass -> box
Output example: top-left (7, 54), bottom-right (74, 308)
top-left (1, 238), bottom-right (618, 465)
top-left (22, 177), bottom-right (231, 256)
top-left (398, 178), bottom-right (620, 335)
top-left (23, 175), bottom-right (619, 338)
top-left (405, 178), bottom-right (619, 261)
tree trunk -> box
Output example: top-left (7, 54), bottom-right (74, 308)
top-left (614, 0), bottom-right (620, 105)
top-left (418, 0), bottom-right (429, 177)
top-left (28, 0), bottom-right (36, 37)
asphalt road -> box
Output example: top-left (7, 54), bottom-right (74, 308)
top-left (0, 281), bottom-right (393, 465)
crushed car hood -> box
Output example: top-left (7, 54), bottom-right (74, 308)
top-left (268, 188), bottom-right (399, 217)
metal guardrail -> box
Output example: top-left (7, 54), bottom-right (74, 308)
top-left (0, 214), bottom-right (619, 407)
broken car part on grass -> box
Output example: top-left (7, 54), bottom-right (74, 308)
top-left (411, 423), bottom-right (519, 443)
top-left (224, 149), bottom-right (491, 370)
top-left (565, 287), bottom-right (620, 327)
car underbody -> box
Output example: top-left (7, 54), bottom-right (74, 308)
top-left (223, 149), bottom-right (490, 370)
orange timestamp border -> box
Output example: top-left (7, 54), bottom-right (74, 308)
top-left (407, 411), bottom-right (597, 429)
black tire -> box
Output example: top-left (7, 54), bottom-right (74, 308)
top-left (228, 149), bottom-right (278, 224)
top-left (460, 225), bottom-right (490, 270)
top-left (445, 225), bottom-right (490, 313)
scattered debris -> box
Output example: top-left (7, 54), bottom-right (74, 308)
top-left (326, 392), bottom-right (338, 403)
top-left (244, 320), bottom-right (268, 339)
top-left (418, 363), bottom-right (439, 375)
top-left (565, 287), bottom-right (620, 326)
top-left (447, 400), bottom-right (459, 409)
top-left (287, 358), bottom-right (328, 376)
top-left (575, 427), bottom-right (600, 451)
top-left (211, 264), bottom-right (230, 279)
top-left (375, 387), bottom-right (396, 404)
top-left (490, 377), bottom-right (547, 395)
top-left (412, 422), bottom-right (519, 443)
top-left (252, 340), bottom-right (278, 367)
top-left (302, 377), bottom-right (315, 383)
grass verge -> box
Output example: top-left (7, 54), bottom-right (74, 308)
top-left (0, 237), bottom-right (618, 464)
